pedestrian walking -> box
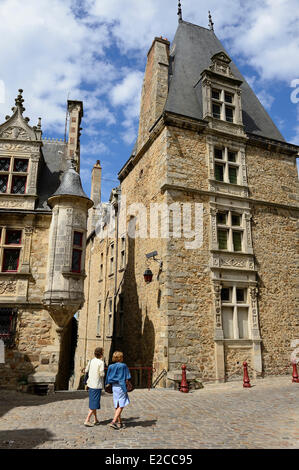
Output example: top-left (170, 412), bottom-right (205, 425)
top-left (83, 347), bottom-right (105, 427)
top-left (105, 351), bottom-right (132, 430)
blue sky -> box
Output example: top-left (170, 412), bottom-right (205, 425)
top-left (0, 0), bottom-right (298, 202)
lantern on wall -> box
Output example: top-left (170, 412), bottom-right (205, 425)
top-left (143, 268), bottom-right (153, 283)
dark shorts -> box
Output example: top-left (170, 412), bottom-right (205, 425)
top-left (89, 388), bottom-right (102, 410)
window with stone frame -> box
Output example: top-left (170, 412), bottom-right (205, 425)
top-left (0, 156), bottom-right (29, 194)
top-left (216, 210), bottom-right (244, 252)
top-left (0, 228), bottom-right (23, 272)
top-left (119, 236), bottom-right (126, 270)
top-left (71, 231), bottom-right (83, 273)
top-left (109, 243), bottom-right (114, 275)
top-left (211, 88), bottom-right (236, 123)
top-left (99, 252), bottom-right (104, 279)
top-left (221, 286), bottom-right (250, 339)
top-left (0, 308), bottom-right (17, 346)
top-left (107, 298), bottom-right (113, 337)
top-left (214, 146), bottom-right (240, 185)
top-left (96, 301), bottom-right (101, 337)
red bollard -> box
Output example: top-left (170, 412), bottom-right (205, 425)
top-left (292, 360), bottom-right (299, 383)
top-left (179, 364), bottom-right (189, 393)
top-left (243, 361), bottom-right (251, 388)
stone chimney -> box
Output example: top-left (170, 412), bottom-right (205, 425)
top-left (136, 37), bottom-right (170, 152)
top-left (87, 160), bottom-right (102, 234)
top-left (67, 100), bottom-right (83, 171)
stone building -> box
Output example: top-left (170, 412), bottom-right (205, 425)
top-left (74, 17), bottom-right (298, 388)
top-left (0, 89), bottom-right (92, 392)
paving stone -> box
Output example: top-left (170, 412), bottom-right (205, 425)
top-left (0, 376), bottom-right (298, 449)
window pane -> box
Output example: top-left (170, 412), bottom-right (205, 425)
top-left (2, 249), bottom-right (20, 272)
top-left (228, 151), bottom-right (236, 162)
top-left (222, 307), bottom-right (234, 339)
top-left (217, 212), bottom-right (227, 225)
top-left (11, 176), bottom-right (27, 194)
top-left (73, 231), bottom-right (83, 247)
top-left (214, 148), bottom-right (223, 159)
top-left (13, 159), bottom-right (28, 173)
top-left (229, 166), bottom-right (238, 184)
top-left (212, 103), bottom-right (221, 119)
top-left (233, 231), bottom-right (242, 251)
top-left (232, 214), bottom-right (241, 226)
top-left (5, 230), bottom-right (22, 245)
top-left (218, 229), bottom-right (228, 250)
top-left (71, 249), bottom-right (81, 272)
top-left (215, 164), bottom-right (224, 181)
top-left (212, 89), bottom-right (221, 100)
top-left (221, 287), bottom-right (231, 302)
top-left (225, 106), bottom-right (234, 122)
top-left (236, 288), bottom-right (245, 303)
top-left (238, 307), bottom-right (249, 339)
top-left (0, 308), bottom-right (14, 338)
top-left (225, 93), bottom-right (233, 103)
top-left (0, 158), bottom-right (10, 172)
top-left (0, 175), bottom-right (8, 193)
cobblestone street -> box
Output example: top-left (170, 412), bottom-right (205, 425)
top-left (0, 376), bottom-right (298, 449)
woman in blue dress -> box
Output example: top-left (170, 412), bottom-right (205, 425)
top-left (105, 351), bottom-right (131, 429)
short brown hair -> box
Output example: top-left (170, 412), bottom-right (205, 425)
top-left (94, 347), bottom-right (103, 358)
top-left (112, 351), bottom-right (123, 363)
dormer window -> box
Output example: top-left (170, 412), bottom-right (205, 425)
top-left (212, 89), bottom-right (236, 123)
top-left (0, 156), bottom-right (29, 194)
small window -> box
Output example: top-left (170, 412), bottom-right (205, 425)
top-left (73, 232), bottom-right (83, 247)
top-left (0, 308), bottom-right (17, 346)
top-left (71, 249), bottom-right (82, 273)
top-left (2, 249), bottom-right (20, 272)
top-left (221, 287), bottom-right (231, 302)
top-left (217, 212), bottom-right (227, 225)
top-left (224, 92), bottom-right (233, 104)
top-left (231, 214), bottom-right (241, 226)
top-left (225, 106), bottom-right (234, 123)
top-left (212, 103), bottom-right (221, 119)
top-left (0, 158), bottom-right (10, 172)
top-left (214, 148), bottom-right (223, 160)
top-left (5, 230), bottom-right (22, 245)
top-left (236, 288), bottom-right (245, 303)
top-left (232, 231), bottom-right (242, 252)
top-left (228, 151), bottom-right (236, 162)
top-left (0, 175), bottom-right (8, 193)
top-left (215, 164), bottom-right (224, 182)
top-left (11, 175), bottom-right (27, 194)
top-left (212, 89), bottom-right (221, 100)
top-left (218, 229), bottom-right (228, 250)
top-left (13, 159), bottom-right (29, 173)
top-left (228, 166), bottom-right (238, 184)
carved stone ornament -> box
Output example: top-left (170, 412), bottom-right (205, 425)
top-left (0, 281), bottom-right (17, 295)
top-left (0, 126), bottom-right (30, 141)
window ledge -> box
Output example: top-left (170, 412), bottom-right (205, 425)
top-left (62, 271), bottom-right (86, 279)
top-left (208, 179), bottom-right (247, 190)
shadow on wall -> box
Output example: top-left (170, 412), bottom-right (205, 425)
top-left (110, 222), bottom-right (156, 387)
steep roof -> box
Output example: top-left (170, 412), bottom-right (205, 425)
top-left (165, 21), bottom-right (285, 142)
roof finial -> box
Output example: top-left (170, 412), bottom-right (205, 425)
top-left (14, 88), bottom-right (25, 113)
top-left (208, 11), bottom-right (214, 31)
top-left (177, 1), bottom-right (182, 22)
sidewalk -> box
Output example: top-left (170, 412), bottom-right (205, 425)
top-left (0, 375), bottom-right (298, 449)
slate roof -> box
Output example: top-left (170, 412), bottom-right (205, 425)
top-left (50, 161), bottom-right (90, 200)
top-left (36, 140), bottom-right (67, 210)
top-left (165, 21), bottom-right (285, 142)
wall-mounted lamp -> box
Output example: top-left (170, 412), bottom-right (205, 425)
top-left (144, 251), bottom-right (163, 283)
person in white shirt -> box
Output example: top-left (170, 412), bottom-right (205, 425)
top-left (84, 347), bottom-right (105, 427)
